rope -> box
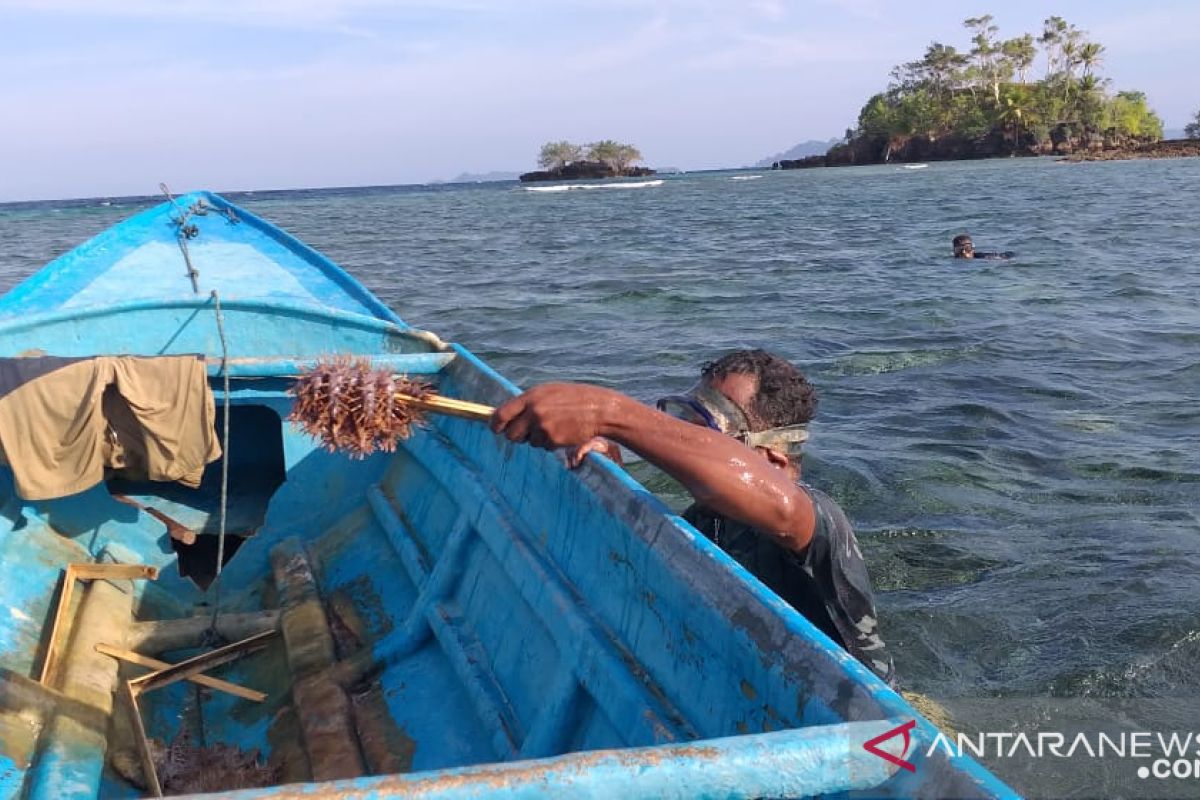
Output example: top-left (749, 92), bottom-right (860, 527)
top-left (160, 183), bottom-right (202, 294)
top-left (209, 290), bottom-right (232, 633)
top-left (159, 183), bottom-right (239, 294)
top-left (157, 183), bottom-right (242, 638)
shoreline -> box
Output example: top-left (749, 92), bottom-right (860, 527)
top-left (1057, 139), bottom-right (1200, 163)
top-left (776, 138), bottom-right (1199, 171)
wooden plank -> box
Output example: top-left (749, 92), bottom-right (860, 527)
top-left (72, 563), bottom-right (160, 581)
top-left (38, 565), bottom-right (78, 685)
top-left (129, 630), bottom-right (276, 696)
top-left (94, 644), bottom-right (267, 703)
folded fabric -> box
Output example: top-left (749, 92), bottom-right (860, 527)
top-left (0, 355), bottom-right (222, 501)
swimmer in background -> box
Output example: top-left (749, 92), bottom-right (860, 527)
top-left (953, 234), bottom-right (1014, 260)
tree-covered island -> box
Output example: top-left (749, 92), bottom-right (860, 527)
top-left (520, 140), bottom-right (655, 182)
top-left (778, 15), bottom-right (1183, 169)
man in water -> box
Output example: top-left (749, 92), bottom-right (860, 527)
top-left (491, 349), bottom-right (896, 685)
top-left (953, 233), bottom-right (1013, 260)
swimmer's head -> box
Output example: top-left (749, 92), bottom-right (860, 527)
top-left (953, 234), bottom-right (974, 259)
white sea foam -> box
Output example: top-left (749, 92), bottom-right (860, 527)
top-left (522, 179), bottom-right (664, 193)
top-left (731, 175), bottom-right (763, 181)
top-left (901, 164), bottom-right (929, 170)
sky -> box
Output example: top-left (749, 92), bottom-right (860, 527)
top-left (1, 0), bottom-right (1197, 202)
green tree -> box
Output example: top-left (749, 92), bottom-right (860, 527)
top-left (1185, 110), bottom-right (1200, 139)
top-left (1039, 16), bottom-right (1068, 79)
top-left (920, 42), bottom-right (968, 102)
top-left (1002, 34), bottom-right (1037, 84)
top-left (537, 141), bottom-right (582, 170)
top-left (964, 15), bottom-right (1003, 103)
top-left (586, 140), bottom-right (620, 168)
top-left (1105, 91), bottom-right (1163, 139)
top-left (841, 13), bottom-right (1163, 153)
top-left (584, 140), bottom-right (643, 172)
top-left (613, 143), bottom-right (643, 171)
top-left (856, 93), bottom-right (897, 139)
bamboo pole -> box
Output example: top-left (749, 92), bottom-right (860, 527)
top-left (397, 393), bottom-right (493, 421)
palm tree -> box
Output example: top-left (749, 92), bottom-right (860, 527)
top-left (1078, 42), bottom-right (1104, 78)
top-left (999, 89), bottom-right (1036, 148)
top-left (1076, 74), bottom-right (1106, 131)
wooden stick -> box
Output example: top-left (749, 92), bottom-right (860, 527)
top-left (112, 495), bottom-right (198, 545)
top-left (122, 679), bottom-right (164, 798)
top-left (397, 392), bottom-right (494, 421)
top-left (95, 644), bottom-right (267, 703)
top-left (129, 630), bottom-right (276, 696)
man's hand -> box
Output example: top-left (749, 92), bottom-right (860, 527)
top-left (491, 383), bottom-right (625, 450)
top-left (569, 437), bottom-right (624, 468)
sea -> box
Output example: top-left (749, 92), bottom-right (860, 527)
top-left (2, 157), bottom-right (1199, 795)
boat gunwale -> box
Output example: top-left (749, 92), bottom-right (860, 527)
top-left (0, 296), bottom-right (414, 340)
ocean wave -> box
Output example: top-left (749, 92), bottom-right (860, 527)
top-left (731, 175), bottom-right (763, 181)
top-left (521, 179), bottom-right (664, 193)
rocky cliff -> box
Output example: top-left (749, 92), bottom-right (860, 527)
top-left (774, 125), bottom-right (1172, 169)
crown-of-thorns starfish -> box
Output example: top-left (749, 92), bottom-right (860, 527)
top-left (288, 357), bottom-right (435, 459)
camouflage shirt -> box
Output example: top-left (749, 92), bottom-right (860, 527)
top-left (684, 483), bottom-right (896, 685)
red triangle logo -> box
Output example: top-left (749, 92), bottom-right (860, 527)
top-left (863, 719), bottom-right (917, 772)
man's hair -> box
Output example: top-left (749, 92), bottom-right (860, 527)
top-left (700, 349), bottom-right (818, 429)
top-left (953, 234), bottom-right (973, 248)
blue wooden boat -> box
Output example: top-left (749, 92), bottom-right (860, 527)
top-left (0, 192), bottom-right (1017, 798)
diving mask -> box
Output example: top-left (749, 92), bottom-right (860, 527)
top-left (656, 382), bottom-right (809, 457)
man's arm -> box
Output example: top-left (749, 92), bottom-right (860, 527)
top-left (492, 383), bottom-right (815, 552)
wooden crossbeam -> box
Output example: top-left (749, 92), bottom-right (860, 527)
top-left (71, 563), bottom-right (160, 581)
top-left (94, 644), bottom-right (267, 703)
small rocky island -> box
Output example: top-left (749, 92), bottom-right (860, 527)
top-left (520, 140), bottom-right (655, 182)
top-left (774, 14), bottom-right (1188, 170)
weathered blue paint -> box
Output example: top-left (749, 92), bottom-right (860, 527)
top-left (0, 756), bottom-right (24, 799)
top-left (213, 720), bottom-right (909, 800)
top-left (0, 193), bottom-right (1019, 799)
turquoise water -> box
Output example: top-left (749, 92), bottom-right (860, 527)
top-left (2, 159), bottom-right (1198, 766)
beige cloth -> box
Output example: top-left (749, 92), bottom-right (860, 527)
top-left (0, 355), bottom-right (221, 501)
